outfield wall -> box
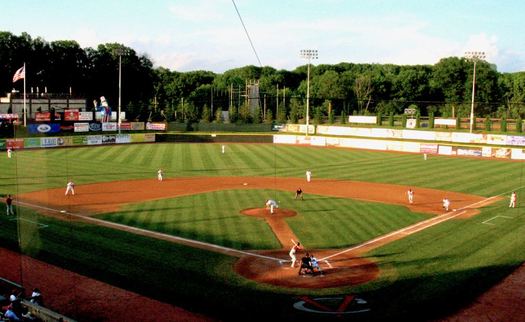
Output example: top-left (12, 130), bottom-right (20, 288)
top-left (279, 124), bottom-right (525, 147)
top-left (274, 134), bottom-right (525, 160)
top-left (0, 133), bottom-right (156, 150)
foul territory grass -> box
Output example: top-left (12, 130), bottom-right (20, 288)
top-left (2, 142), bottom-right (525, 320)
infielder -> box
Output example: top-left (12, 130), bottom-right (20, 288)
top-left (265, 199), bottom-right (279, 214)
top-left (65, 181), bottom-right (75, 196)
top-left (306, 170), bottom-right (312, 183)
top-left (407, 189), bottom-right (414, 204)
top-left (509, 191), bottom-right (517, 208)
top-left (157, 169), bottom-right (163, 181)
top-left (289, 240), bottom-right (302, 268)
top-left (442, 197), bottom-right (450, 211)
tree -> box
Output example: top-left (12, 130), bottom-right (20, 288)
top-left (201, 104), bottom-right (211, 122)
top-left (215, 108), bottom-right (223, 123)
top-left (264, 109), bottom-right (273, 124)
top-left (354, 75), bottom-right (373, 113)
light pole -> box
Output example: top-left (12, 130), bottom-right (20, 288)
top-left (464, 51), bottom-right (485, 133)
top-left (115, 47), bottom-right (128, 134)
top-left (300, 49), bottom-right (318, 136)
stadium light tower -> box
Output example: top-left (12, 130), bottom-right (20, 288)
top-left (115, 47), bottom-right (128, 134)
top-left (464, 51), bottom-right (485, 133)
top-left (300, 49), bottom-right (318, 136)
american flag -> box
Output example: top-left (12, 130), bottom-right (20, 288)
top-left (12, 65), bottom-right (25, 83)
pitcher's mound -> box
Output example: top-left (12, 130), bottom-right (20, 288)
top-left (241, 207), bottom-right (297, 218)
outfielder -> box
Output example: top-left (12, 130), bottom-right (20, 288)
top-left (265, 199), bottom-right (279, 214)
top-left (7, 148), bottom-right (12, 159)
top-left (65, 181), bottom-right (75, 196)
top-left (221, 145), bottom-right (225, 154)
top-left (509, 191), bottom-right (517, 208)
top-left (157, 169), bottom-right (163, 181)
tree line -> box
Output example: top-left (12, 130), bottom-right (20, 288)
top-left (2, 31), bottom-right (525, 124)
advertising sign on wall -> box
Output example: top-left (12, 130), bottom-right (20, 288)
top-left (89, 123), bottom-right (102, 132)
top-left (41, 137), bottom-right (59, 148)
top-left (102, 135), bottom-right (116, 144)
top-left (24, 138), bottom-right (40, 148)
top-left (348, 116), bottom-right (377, 124)
top-left (74, 123), bottom-right (89, 132)
top-left (102, 122), bottom-right (117, 131)
top-left (6, 138), bottom-right (24, 149)
top-left (420, 144), bottom-right (438, 154)
top-left (119, 122), bottom-right (132, 131)
top-left (116, 134), bottom-right (131, 143)
top-left (87, 135), bottom-right (102, 145)
top-left (0, 114), bottom-right (19, 120)
top-left (434, 118), bottom-right (457, 126)
top-left (131, 122), bottom-right (145, 130)
top-left (28, 123), bottom-right (61, 134)
top-left (63, 110), bottom-right (79, 121)
top-left (78, 112), bottom-right (93, 121)
top-left (35, 112), bottom-right (61, 122)
top-left (146, 122), bottom-right (167, 131)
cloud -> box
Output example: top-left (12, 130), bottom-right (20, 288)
top-left (168, 0), bottom-right (225, 22)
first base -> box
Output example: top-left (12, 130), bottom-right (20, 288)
top-left (60, 210), bottom-right (66, 213)
top-left (243, 183), bottom-right (248, 185)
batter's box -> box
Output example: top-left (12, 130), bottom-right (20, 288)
top-left (9, 217), bottom-right (49, 228)
top-left (481, 215), bottom-right (513, 226)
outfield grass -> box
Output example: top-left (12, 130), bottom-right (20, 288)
top-left (1, 143), bottom-right (525, 321)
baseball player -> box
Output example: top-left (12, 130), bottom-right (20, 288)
top-left (509, 191), bottom-right (517, 208)
top-left (7, 148), bottom-right (12, 159)
top-left (6, 194), bottom-right (14, 215)
top-left (65, 181), bottom-right (75, 196)
top-left (221, 145), bottom-right (225, 154)
top-left (265, 199), bottom-right (279, 214)
top-left (442, 197), bottom-right (450, 211)
top-left (157, 169), bottom-right (163, 181)
top-left (295, 187), bottom-right (304, 200)
top-left (407, 189), bottom-right (414, 204)
top-left (306, 170), bottom-right (312, 183)
top-left (289, 240), bottom-right (302, 268)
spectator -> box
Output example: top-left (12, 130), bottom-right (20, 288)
top-left (4, 304), bottom-right (22, 321)
top-left (30, 288), bottom-right (43, 306)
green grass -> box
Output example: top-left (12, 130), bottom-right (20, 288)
top-left (2, 143), bottom-right (525, 321)
top-left (99, 190), bottom-right (430, 250)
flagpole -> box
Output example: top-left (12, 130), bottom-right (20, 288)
top-left (23, 63), bottom-right (27, 127)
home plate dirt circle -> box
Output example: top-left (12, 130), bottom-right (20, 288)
top-left (234, 250), bottom-right (380, 289)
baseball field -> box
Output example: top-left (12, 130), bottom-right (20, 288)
top-left (1, 142), bottom-right (524, 321)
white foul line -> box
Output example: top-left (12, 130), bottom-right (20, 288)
top-left (482, 215), bottom-right (513, 225)
top-left (15, 200), bottom-right (284, 263)
top-left (319, 195), bottom-right (500, 262)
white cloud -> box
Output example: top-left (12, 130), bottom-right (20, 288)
top-left (168, 0), bottom-right (226, 22)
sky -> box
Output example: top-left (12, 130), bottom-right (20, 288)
top-left (1, 0), bottom-right (524, 73)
